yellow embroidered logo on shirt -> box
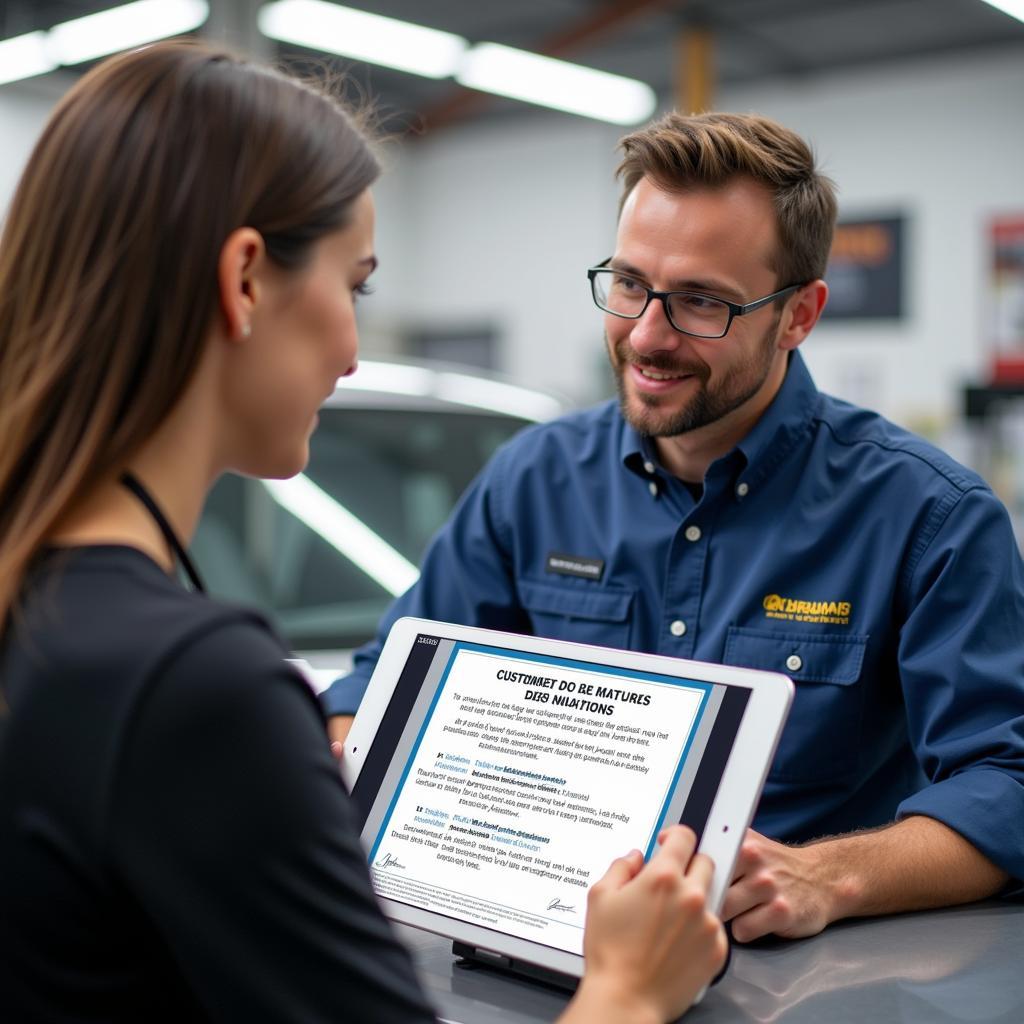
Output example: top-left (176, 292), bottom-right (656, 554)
top-left (762, 594), bottom-right (852, 625)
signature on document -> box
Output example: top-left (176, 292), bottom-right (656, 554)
top-left (546, 898), bottom-right (577, 914)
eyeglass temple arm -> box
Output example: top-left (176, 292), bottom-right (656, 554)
top-left (736, 283), bottom-right (803, 316)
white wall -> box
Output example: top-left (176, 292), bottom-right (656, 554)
top-left (720, 46), bottom-right (1024, 426)
top-left (365, 116), bottom-right (624, 397)
top-left (3, 46), bottom-right (1023, 426)
top-left (0, 73), bottom-right (69, 215)
top-left (362, 44), bottom-right (1024, 425)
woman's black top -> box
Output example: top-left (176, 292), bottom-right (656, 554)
top-left (0, 545), bottom-right (437, 1023)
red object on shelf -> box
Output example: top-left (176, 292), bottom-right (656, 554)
top-left (993, 358), bottom-right (1024, 384)
top-left (990, 216), bottom-right (1024, 383)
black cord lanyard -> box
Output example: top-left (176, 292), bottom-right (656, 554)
top-left (120, 471), bottom-right (206, 593)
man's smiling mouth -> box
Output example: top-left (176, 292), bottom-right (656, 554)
top-left (637, 367), bottom-right (692, 381)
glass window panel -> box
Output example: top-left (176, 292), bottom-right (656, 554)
top-left (195, 406), bottom-right (531, 651)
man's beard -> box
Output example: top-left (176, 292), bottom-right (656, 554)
top-left (610, 314), bottom-right (781, 437)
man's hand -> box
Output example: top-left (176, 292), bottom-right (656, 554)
top-left (327, 715), bottom-right (355, 760)
top-left (722, 818), bottom-right (1009, 944)
top-left (722, 829), bottom-right (842, 943)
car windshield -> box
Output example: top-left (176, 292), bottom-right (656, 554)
top-left (194, 406), bottom-right (531, 651)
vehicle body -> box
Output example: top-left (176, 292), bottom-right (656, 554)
top-left (193, 359), bottom-right (566, 689)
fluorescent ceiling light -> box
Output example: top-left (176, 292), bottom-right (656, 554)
top-left (47, 0), bottom-right (208, 66)
top-left (978, 1), bottom-right (1024, 23)
top-left (262, 474), bottom-right (419, 597)
top-left (255, 4), bottom-right (656, 124)
top-left (457, 42), bottom-right (656, 125)
top-left (259, 0), bottom-right (466, 79)
top-left (0, 32), bottom-right (58, 86)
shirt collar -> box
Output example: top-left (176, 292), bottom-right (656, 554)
top-left (619, 350), bottom-right (820, 484)
top-left (620, 414), bottom-right (656, 479)
top-left (735, 350), bottom-right (819, 479)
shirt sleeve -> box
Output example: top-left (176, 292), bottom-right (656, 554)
top-left (321, 448), bottom-right (530, 716)
top-left (108, 619), bottom-right (438, 1024)
top-left (895, 485), bottom-right (1024, 883)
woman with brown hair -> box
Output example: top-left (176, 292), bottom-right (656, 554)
top-left (0, 42), bottom-right (725, 1022)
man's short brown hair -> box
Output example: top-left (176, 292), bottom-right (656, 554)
top-left (616, 111), bottom-right (838, 288)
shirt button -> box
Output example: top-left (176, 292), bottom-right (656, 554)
top-left (785, 654), bottom-right (803, 672)
top-left (736, 482), bottom-right (750, 498)
top-left (684, 525), bottom-right (702, 542)
top-left (648, 481), bottom-right (659, 497)
top-left (670, 619), bottom-right (687, 637)
top-left (643, 460), bottom-right (656, 474)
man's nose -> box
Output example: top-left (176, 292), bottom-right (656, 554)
top-left (628, 296), bottom-right (682, 357)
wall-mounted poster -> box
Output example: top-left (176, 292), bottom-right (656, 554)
top-left (821, 215), bottom-right (905, 321)
top-left (990, 216), bottom-right (1024, 382)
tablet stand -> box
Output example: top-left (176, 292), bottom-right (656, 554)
top-left (451, 942), bottom-right (579, 992)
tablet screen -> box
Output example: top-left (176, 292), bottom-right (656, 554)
top-left (352, 633), bottom-right (751, 957)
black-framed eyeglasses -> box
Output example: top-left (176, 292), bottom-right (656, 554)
top-left (587, 258), bottom-right (804, 339)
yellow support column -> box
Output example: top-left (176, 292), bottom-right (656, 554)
top-left (676, 26), bottom-right (714, 114)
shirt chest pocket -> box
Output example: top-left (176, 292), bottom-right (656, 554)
top-left (518, 577), bottom-right (635, 652)
top-left (723, 626), bottom-right (869, 782)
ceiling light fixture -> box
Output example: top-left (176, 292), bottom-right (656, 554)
top-left (978, 1), bottom-right (1024, 24)
top-left (457, 42), bottom-right (657, 125)
top-left (257, 2), bottom-right (656, 125)
top-left (259, 0), bottom-right (467, 79)
top-left (47, 0), bottom-right (208, 66)
top-left (0, 31), bottom-right (58, 86)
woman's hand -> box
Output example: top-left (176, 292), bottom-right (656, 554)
top-left (327, 715), bottom-right (354, 760)
top-left (560, 825), bottom-right (727, 1024)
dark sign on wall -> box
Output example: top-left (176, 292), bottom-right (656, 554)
top-left (821, 215), bottom-right (905, 321)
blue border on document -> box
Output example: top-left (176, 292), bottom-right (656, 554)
top-left (368, 639), bottom-right (713, 865)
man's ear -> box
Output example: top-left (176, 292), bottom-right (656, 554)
top-left (778, 279), bottom-right (829, 352)
top-left (217, 227), bottom-right (267, 342)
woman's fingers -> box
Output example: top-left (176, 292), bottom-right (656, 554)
top-left (590, 849), bottom-right (644, 895)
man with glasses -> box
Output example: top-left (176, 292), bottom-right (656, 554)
top-left (324, 112), bottom-right (1024, 940)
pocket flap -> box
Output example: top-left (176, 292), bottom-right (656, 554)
top-left (723, 626), bottom-right (868, 685)
top-left (518, 578), bottom-right (633, 623)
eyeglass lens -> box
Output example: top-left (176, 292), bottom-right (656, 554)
top-left (591, 269), bottom-right (730, 338)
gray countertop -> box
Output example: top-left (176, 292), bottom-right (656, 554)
top-left (397, 901), bottom-right (1024, 1023)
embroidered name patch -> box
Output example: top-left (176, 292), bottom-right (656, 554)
top-left (763, 594), bottom-right (851, 625)
top-left (546, 552), bottom-right (605, 581)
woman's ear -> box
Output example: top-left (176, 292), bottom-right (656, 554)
top-left (778, 279), bottom-right (829, 352)
top-left (217, 227), bottom-right (267, 342)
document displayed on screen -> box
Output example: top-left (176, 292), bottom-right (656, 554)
top-left (363, 636), bottom-right (731, 956)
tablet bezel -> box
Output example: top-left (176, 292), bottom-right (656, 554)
top-left (343, 616), bottom-right (793, 978)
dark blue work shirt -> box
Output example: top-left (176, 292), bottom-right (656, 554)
top-left (324, 352), bottom-right (1024, 880)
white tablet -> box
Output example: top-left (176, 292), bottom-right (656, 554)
top-left (343, 617), bottom-right (793, 981)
